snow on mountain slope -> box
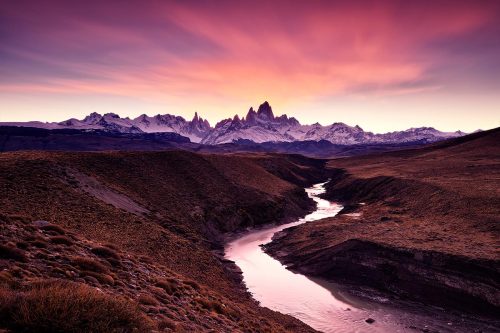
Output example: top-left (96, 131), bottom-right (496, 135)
top-left (201, 102), bottom-right (298, 144)
top-left (2, 112), bottom-right (211, 143)
top-left (379, 127), bottom-right (465, 143)
top-left (201, 102), bottom-right (464, 145)
top-left (131, 112), bottom-right (210, 142)
top-left (0, 101), bottom-right (466, 145)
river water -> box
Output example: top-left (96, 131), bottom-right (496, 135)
top-left (225, 182), bottom-right (475, 333)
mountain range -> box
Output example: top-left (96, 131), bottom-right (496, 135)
top-left (2, 101), bottom-right (466, 145)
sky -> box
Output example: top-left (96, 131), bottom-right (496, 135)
top-left (0, 0), bottom-right (499, 133)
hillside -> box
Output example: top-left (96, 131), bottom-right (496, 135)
top-left (265, 128), bottom-right (500, 317)
top-left (0, 150), bottom-right (327, 332)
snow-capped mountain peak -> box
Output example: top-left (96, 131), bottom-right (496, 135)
top-left (1, 101), bottom-right (467, 145)
top-left (82, 112), bottom-right (102, 124)
top-left (256, 101), bottom-right (274, 121)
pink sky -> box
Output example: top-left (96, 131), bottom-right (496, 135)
top-left (0, 0), bottom-right (499, 132)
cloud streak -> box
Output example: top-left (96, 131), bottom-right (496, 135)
top-left (0, 0), bottom-right (499, 131)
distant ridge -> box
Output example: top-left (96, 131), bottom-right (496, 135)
top-left (1, 101), bottom-right (466, 145)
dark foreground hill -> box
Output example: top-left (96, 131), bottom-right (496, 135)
top-left (265, 128), bottom-right (500, 320)
top-left (0, 150), bottom-right (327, 332)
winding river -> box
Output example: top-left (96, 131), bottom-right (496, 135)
top-left (225, 182), bottom-right (466, 333)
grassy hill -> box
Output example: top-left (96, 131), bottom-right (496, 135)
top-left (0, 150), bottom-right (327, 332)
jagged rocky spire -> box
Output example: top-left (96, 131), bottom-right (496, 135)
top-left (256, 101), bottom-right (274, 120)
top-left (245, 107), bottom-right (257, 125)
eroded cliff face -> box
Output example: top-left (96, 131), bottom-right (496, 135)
top-left (266, 236), bottom-right (499, 315)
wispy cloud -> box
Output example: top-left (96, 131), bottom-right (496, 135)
top-left (0, 0), bottom-right (499, 131)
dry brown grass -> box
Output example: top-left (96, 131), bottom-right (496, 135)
top-left (195, 297), bottom-right (226, 315)
top-left (81, 271), bottom-right (115, 286)
top-left (49, 235), bottom-right (73, 246)
top-left (0, 281), bottom-right (153, 333)
top-left (0, 150), bottom-right (321, 303)
top-left (90, 246), bottom-right (120, 259)
top-left (30, 239), bottom-right (48, 248)
top-left (15, 241), bottom-right (29, 250)
top-left (0, 244), bottom-right (27, 262)
top-left (157, 318), bottom-right (177, 331)
top-left (320, 129), bottom-right (500, 259)
top-left (183, 279), bottom-right (200, 290)
top-left (0, 271), bottom-right (16, 288)
top-left (71, 257), bottom-right (109, 274)
top-left (0, 150), bottom-right (324, 333)
top-left (138, 294), bottom-right (159, 306)
top-left (155, 278), bottom-right (179, 295)
top-left (40, 224), bottom-right (66, 235)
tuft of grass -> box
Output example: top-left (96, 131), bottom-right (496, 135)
top-left (139, 255), bottom-right (153, 264)
top-left (71, 257), bottom-right (109, 274)
top-left (0, 286), bottom-right (16, 323)
top-left (0, 271), bottom-right (16, 288)
top-left (16, 241), bottom-right (29, 250)
top-left (80, 271), bottom-right (115, 286)
top-left (102, 243), bottom-right (119, 251)
top-left (0, 245), bottom-right (27, 262)
top-left (90, 246), bottom-right (120, 259)
top-left (155, 278), bottom-right (178, 295)
top-left (183, 279), bottom-right (200, 290)
top-left (138, 294), bottom-right (159, 306)
top-left (158, 318), bottom-right (177, 330)
top-left (195, 297), bottom-right (226, 315)
top-left (31, 240), bottom-right (48, 248)
top-left (0, 281), bottom-right (154, 333)
top-left (49, 235), bottom-right (73, 246)
top-left (40, 224), bottom-right (66, 235)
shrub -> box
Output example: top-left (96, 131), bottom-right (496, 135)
top-left (183, 279), bottom-right (200, 290)
top-left (30, 239), bottom-right (48, 248)
top-left (139, 255), bottom-right (153, 264)
top-left (138, 294), bottom-right (159, 306)
top-left (71, 257), bottom-right (109, 274)
top-left (195, 297), bottom-right (225, 315)
top-left (102, 243), bottom-right (119, 251)
top-left (40, 224), bottom-right (66, 235)
top-left (16, 241), bottom-right (29, 250)
top-left (158, 318), bottom-right (177, 330)
top-left (105, 257), bottom-right (122, 268)
top-left (80, 271), bottom-right (114, 286)
top-left (90, 246), bottom-right (120, 259)
top-left (0, 287), bottom-right (16, 323)
top-left (155, 278), bottom-right (178, 295)
top-left (0, 271), bottom-right (16, 288)
top-left (0, 245), bottom-right (27, 262)
top-left (0, 281), bottom-right (154, 332)
top-left (49, 236), bottom-right (73, 246)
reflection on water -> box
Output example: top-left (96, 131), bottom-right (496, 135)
top-left (224, 182), bottom-right (464, 333)
top-left (225, 183), bottom-right (379, 332)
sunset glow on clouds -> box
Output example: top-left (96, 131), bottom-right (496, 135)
top-left (0, 0), bottom-right (499, 132)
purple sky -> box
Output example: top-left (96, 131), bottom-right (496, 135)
top-left (1, 0), bottom-right (499, 132)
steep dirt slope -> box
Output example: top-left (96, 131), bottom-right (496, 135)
top-left (0, 150), bottom-right (326, 332)
top-left (265, 128), bottom-right (500, 316)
